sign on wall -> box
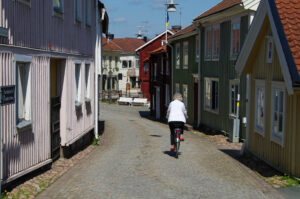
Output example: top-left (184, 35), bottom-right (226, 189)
top-left (0, 85), bottom-right (15, 106)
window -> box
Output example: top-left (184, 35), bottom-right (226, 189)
top-left (175, 83), bottom-right (180, 93)
top-left (75, 63), bottom-right (82, 104)
top-left (229, 80), bottom-right (239, 116)
top-left (212, 24), bottom-right (220, 59)
top-left (165, 84), bottom-right (170, 106)
top-left (254, 80), bottom-right (265, 135)
top-left (122, 60), bottom-right (127, 68)
top-left (136, 58), bottom-right (139, 68)
top-left (129, 60), bottom-right (132, 68)
top-left (85, 63), bottom-right (90, 100)
top-left (109, 56), bottom-right (112, 68)
top-left (75, 0), bottom-right (82, 22)
top-left (205, 27), bottom-right (212, 59)
top-left (154, 63), bottom-right (157, 81)
top-left (271, 83), bottom-right (286, 146)
top-left (17, 0), bottom-right (30, 6)
top-left (231, 18), bottom-right (240, 58)
top-left (16, 62), bottom-right (32, 125)
top-left (183, 41), bottom-right (189, 68)
top-left (161, 57), bottom-right (164, 74)
top-left (204, 78), bottom-right (219, 113)
top-left (183, 84), bottom-right (188, 107)
top-left (53, 0), bottom-right (64, 14)
top-left (130, 77), bottom-right (136, 88)
top-left (85, 0), bottom-right (91, 26)
top-left (115, 57), bottom-right (119, 68)
top-left (266, 37), bottom-right (274, 63)
top-left (175, 43), bottom-right (180, 69)
top-left (196, 35), bottom-right (200, 62)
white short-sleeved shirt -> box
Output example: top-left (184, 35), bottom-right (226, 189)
top-left (166, 100), bottom-right (187, 123)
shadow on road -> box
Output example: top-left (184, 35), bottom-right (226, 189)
top-left (98, 120), bottom-right (105, 135)
top-left (149, 135), bottom-right (162, 137)
top-left (163, 151), bottom-right (181, 158)
top-left (220, 149), bottom-right (282, 178)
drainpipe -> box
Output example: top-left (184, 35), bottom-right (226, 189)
top-left (0, 90), bottom-right (2, 194)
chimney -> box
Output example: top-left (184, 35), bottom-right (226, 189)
top-left (107, 33), bottom-right (114, 42)
top-left (143, 36), bottom-right (147, 42)
top-left (172, 25), bottom-right (182, 32)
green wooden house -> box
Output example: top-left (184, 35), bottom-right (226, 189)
top-left (169, 25), bottom-right (199, 125)
top-left (193, 0), bottom-right (260, 140)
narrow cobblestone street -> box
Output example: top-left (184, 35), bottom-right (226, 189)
top-left (37, 103), bottom-right (285, 199)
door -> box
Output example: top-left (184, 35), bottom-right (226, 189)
top-left (50, 59), bottom-right (62, 160)
top-left (156, 87), bottom-right (160, 120)
top-left (194, 83), bottom-right (198, 126)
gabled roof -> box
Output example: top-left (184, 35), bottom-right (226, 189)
top-left (151, 45), bottom-right (167, 55)
top-left (194, 0), bottom-right (242, 21)
top-left (235, 0), bottom-right (300, 94)
top-left (103, 40), bottom-right (122, 51)
top-left (135, 30), bottom-right (175, 52)
top-left (168, 24), bottom-right (197, 41)
top-left (113, 38), bottom-right (146, 54)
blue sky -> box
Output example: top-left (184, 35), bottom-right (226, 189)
top-left (101, 0), bottom-right (221, 38)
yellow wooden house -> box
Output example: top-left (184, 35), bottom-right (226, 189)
top-left (236, 0), bottom-right (300, 177)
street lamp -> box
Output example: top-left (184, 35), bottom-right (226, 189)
top-left (164, 0), bottom-right (178, 44)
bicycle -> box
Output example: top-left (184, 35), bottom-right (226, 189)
top-left (173, 125), bottom-right (183, 159)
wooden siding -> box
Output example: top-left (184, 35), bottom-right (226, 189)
top-left (247, 20), bottom-right (300, 177)
top-left (172, 35), bottom-right (197, 124)
top-left (199, 15), bottom-right (249, 139)
top-left (0, 0), bottom-right (96, 56)
top-left (60, 59), bottom-right (95, 146)
top-left (0, 53), bottom-right (51, 181)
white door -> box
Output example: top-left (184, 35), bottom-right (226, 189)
top-left (156, 87), bottom-right (160, 119)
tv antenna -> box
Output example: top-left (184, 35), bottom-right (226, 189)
top-left (136, 26), bottom-right (144, 39)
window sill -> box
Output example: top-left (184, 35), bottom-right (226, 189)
top-left (16, 120), bottom-right (32, 132)
top-left (230, 56), bottom-right (238, 61)
top-left (204, 108), bottom-right (219, 115)
top-left (229, 114), bottom-right (237, 119)
top-left (75, 101), bottom-right (83, 109)
top-left (183, 66), bottom-right (188, 69)
top-left (254, 127), bottom-right (265, 137)
top-left (270, 133), bottom-right (284, 147)
top-left (53, 10), bottom-right (63, 19)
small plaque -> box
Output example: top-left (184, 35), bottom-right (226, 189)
top-left (0, 85), bottom-right (15, 106)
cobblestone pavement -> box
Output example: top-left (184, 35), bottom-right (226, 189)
top-left (37, 103), bottom-right (285, 199)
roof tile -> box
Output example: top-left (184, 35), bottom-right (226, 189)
top-left (103, 38), bottom-right (146, 54)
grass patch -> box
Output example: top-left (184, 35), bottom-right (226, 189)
top-left (266, 174), bottom-right (300, 188)
top-left (92, 137), bottom-right (100, 146)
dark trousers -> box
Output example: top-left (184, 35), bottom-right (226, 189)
top-left (168, 121), bottom-right (184, 145)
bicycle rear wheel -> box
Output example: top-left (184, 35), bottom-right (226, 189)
top-left (175, 142), bottom-right (180, 158)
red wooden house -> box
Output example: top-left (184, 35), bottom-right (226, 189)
top-left (149, 45), bottom-right (172, 120)
top-left (135, 30), bottom-right (175, 100)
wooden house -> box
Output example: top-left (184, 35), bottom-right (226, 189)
top-left (193, 0), bottom-right (260, 140)
top-left (149, 45), bottom-right (172, 120)
top-left (0, 0), bottom-right (108, 184)
top-left (136, 30), bottom-right (174, 100)
top-left (168, 25), bottom-right (198, 125)
top-left (236, 0), bottom-right (300, 177)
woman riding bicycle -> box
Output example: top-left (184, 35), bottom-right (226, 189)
top-left (166, 93), bottom-right (187, 151)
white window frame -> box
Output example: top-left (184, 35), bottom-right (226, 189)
top-left (85, 62), bottom-right (91, 101)
top-left (204, 77), bottom-right (219, 114)
top-left (212, 24), bottom-right (220, 60)
top-left (229, 80), bottom-right (240, 117)
top-left (85, 0), bottom-right (91, 26)
top-left (75, 62), bottom-right (82, 107)
top-left (75, 0), bottom-right (82, 23)
top-left (15, 55), bottom-right (32, 131)
top-left (182, 84), bottom-right (188, 107)
top-left (175, 83), bottom-right (180, 93)
top-left (254, 80), bottom-right (266, 136)
top-left (53, 0), bottom-right (64, 16)
top-left (204, 26), bottom-right (212, 60)
top-left (266, 37), bottom-right (274, 63)
top-left (230, 18), bottom-right (241, 59)
top-left (270, 82), bottom-right (286, 147)
top-left (175, 43), bottom-right (180, 69)
top-left (183, 41), bottom-right (189, 69)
